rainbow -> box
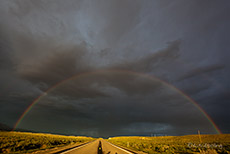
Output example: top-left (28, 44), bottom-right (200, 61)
top-left (13, 69), bottom-right (222, 134)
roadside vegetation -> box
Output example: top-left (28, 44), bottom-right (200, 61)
top-left (0, 131), bottom-right (95, 153)
top-left (108, 134), bottom-right (230, 154)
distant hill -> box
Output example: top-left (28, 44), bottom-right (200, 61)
top-left (0, 123), bottom-right (30, 132)
top-left (0, 123), bottom-right (77, 136)
top-left (0, 123), bottom-right (12, 131)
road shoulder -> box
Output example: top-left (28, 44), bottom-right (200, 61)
top-left (30, 141), bottom-right (93, 154)
top-left (106, 140), bottom-right (147, 154)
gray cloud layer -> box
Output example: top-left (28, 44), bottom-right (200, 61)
top-left (0, 0), bottom-right (230, 137)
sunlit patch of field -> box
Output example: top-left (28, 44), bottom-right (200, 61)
top-left (107, 134), bottom-right (230, 154)
top-left (0, 131), bottom-right (95, 153)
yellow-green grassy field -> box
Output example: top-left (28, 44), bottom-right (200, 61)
top-left (108, 134), bottom-right (230, 154)
top-left (1, 131), bottom-right (230, 154)
top-left (0, 131), bottom-right (95, 153)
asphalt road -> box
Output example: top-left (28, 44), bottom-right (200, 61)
top-left (60, 139), bottom-right (134, 154)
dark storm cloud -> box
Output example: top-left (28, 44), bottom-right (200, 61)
top-left (18, 42), bottom-right (91, 86)
top-left (0, 31), bottom-right (12, 70)
top-left (23, 74), bottom-right (215, 137)
top-left (111, 40), bottom-right (181, 73)
top-left (0, 0), bottom-right (230, 137)
top-left (178, 64), bottom-right (225, 81)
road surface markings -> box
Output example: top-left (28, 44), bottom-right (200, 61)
top-left (106, 141), bottom-right (134, 154)
top-left (60, 141), bottom-right (95, 154)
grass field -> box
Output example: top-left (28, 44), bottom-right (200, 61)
top-left (108, 134), bottom-right (230, 154)
top-left (0, 131), bottom-right (95, 153)
top-left (1, 131), bottom-right (230, 154)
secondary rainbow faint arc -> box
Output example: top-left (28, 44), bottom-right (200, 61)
top-left (13, 69), bottom-right (222, 134)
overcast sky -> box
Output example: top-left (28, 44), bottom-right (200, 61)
top-left (0, 0), bottom-right (229, 137)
